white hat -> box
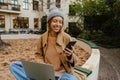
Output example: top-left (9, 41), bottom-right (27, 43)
top-left (47, 7), bottom-right (64, 22)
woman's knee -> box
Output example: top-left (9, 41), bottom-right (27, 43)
top-left (61, 73), bottom-right (78, 80)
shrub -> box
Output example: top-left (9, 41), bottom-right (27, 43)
top-left (68, 23), bottom-right (82, 38)
top-left (77, 31), bottom-right (91, 40)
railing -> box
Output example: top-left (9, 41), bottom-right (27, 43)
top-left (0, 2), bottom-right (20, 11)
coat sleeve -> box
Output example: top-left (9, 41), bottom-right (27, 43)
top-left (35, 36), bottom-right (44, 63)
top-left (66, 48), bottom-right (79, 67)
top-left (63, 33), bottom-right (79, 67)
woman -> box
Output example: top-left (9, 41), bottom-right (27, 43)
top-left (10, 7), bottom-right (86, 80)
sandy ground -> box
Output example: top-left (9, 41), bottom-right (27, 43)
top-left (0, 39), bottom-right (90, 80)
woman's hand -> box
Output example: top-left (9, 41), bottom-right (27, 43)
top-left (64, 47), bottom-right (74, 60)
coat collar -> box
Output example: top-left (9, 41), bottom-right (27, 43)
top-left (42, 31), bottom-right (63, 47)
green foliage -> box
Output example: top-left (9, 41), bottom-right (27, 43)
top-left (102, 18), bottom-right (120, 37)
top-left (104, 0), bottom-right (116, 8)
top-left (72, 0), bottom-right (110, 16)
top-left (69, 5), bottom-right (76, 16)
top-left (71, 0), bottom-right (111, 33)
top-left (77, 31), bottom-right (120, 48)
top-left (70, 0), bottom-right (120, 47)
top-left (68, 22), bottom-right (82, 38)
top-left (113, 0), bottom-right (120, 17)
top-left (84, 15), bottom-right (109, 33)
top-left (77, 31), bottom-right (91, 40)
top-left (93, 34), bottom-right (120, 48)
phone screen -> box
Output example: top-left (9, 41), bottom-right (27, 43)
top-left (66, 41), bottom-right (76, 49)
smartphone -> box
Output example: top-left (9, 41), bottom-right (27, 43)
top-left (65, 41), bottom-right (76, 49)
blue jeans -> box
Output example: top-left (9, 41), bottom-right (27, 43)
top-left (9, 61), bottom-right (78, 80)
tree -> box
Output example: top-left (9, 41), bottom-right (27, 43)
top-left (113, 0), bottom-right (120, 18)
top-left (71, 0), bottom-right (120, 47)
top-left (71, 0), bottom-right (110, 33)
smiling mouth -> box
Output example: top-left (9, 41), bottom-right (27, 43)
top-left (54, 27), bottom-right (60, 29)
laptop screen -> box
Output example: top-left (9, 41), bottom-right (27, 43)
top-left (21, 60), bottom-right (56, 80)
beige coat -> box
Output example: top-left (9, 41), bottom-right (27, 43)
top-left (36, 31), bottom-right (86, 80)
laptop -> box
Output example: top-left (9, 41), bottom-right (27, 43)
top-left (21, 60), bottom-right (61, 80)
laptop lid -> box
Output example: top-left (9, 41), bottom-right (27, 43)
top-left (21, 60), bottom-right (55, 80)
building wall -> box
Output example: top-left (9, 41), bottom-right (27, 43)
top-left (18, 0), bottom-right (41, 29)
top-left (0, 0), bottom-right (42, 32)
top-left (0, 0), bottom-right (76, 32)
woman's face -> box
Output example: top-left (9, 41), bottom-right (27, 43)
top-left (49, 16), bottom-right (63, 33)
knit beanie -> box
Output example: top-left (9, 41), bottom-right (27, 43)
top-left (47, 7), bottom-right (64, 22)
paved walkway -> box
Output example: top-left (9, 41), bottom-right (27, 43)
top-left (98, 47), bottom-right (120, 80)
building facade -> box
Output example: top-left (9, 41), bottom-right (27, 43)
top-left (0, 0), bottom-right (76, 33)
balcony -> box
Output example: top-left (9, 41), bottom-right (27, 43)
top-left (0, 2), bottom-right (21, 14)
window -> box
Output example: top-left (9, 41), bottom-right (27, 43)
top-left (11, 0), bottom-right (18, 5)
top-left (13, 17), bottom-right (29, 28)
top-left (11, 0), bottom-right (19, 10)
top-left (0, 0), bottom-right (4, 3)
top-left (69, 5), bottom-right (76, 16)
top-left (56, 0), bottom-right (61, 8)
top-left (0, 15), bottom-right (5, 28)
top-left (23, 0), bottom-right (28, 9)
top-left (34, 18), bottom-right (38, 28)
top-left (47, 0), bottom-right (50, 9)
top-left (33, 0), bottom-right (39, 10)
top-left (13, 18), bottom-right (18, 28)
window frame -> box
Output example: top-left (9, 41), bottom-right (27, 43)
top-left (56, 0), bottom-right (61, 8)
top-left (34, 18), bottom-right (38, 28)
top-left (0, 0), bottom-right (4, 3)
top-left (23, 0), bottom-right (29, 10)
top-left (33, 0), bottom-right (39, 10)
top-left (11, 0), bottom-right (19, 10)
top-left (0, 15), bottom-right (5, 28)
top-left (13, 17), bottom-right (29, 29)
top-left (47, 0), bottom-right (50, 9)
